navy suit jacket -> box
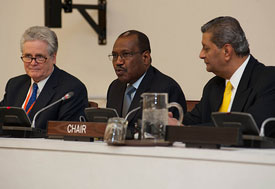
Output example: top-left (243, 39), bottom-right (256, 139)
top-left (107, 65), bottom-right (187, 138)
top-left (183, 55), bottom-right (275, 136)
top-left (0, 65), bottom-right (89, 130)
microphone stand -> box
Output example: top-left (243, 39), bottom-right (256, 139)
top-left (31, 98), bottom-right (64, 128)
top-left (31, 92), bottom-right (74, 129)
top-left (125, 107), bottom-right (140, 121)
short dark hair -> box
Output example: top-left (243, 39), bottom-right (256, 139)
top-left (118, 30), bottom-right (151, 53)
top-left (201, 16), bottom-right (250, 57)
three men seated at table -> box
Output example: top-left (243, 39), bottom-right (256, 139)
top-left (1, 16), bottom-right (275, 138)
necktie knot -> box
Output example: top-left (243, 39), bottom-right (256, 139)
top-left (127, 85), bottom-right (136, 98)
top-left (32, 82), bottom-right (38, 92)
top-left (224, 81), bottom-right (232, 94)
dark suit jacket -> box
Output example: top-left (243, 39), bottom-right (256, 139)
top-left (107, 65), bottom-right (187, 138)
top-left (183, 55), bottom-right (275, 136)
top-left (0, 65), bottom-right (89, 130)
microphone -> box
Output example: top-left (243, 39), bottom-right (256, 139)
top-left (31, 92), bottom-right (74, 128)
top-left (62, 92), bottom-right (74, 100)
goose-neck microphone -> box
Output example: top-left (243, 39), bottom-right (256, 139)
top-left (31, 92), bottom-right (74, 128)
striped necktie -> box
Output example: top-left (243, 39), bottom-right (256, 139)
top-left (25, 83), bottom-right (38, 115)
top-left (219, 81), bottom-right (233, 112)
top-left (122, 85), bottom-right (136, 117)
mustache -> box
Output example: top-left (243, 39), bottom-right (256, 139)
top-left (115, 65), bottom-right (127, 71)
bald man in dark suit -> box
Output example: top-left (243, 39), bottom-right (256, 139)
top-left (107, 30), bottom-right (186, 138)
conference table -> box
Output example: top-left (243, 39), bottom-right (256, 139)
top-left (0, 137), bottom-right (275, 189)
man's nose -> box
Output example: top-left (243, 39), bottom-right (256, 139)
top-left (114, 55), bottom-right (124, 65)
top-left (30, 58), bottom-right (38, 64)
top-left (199, 49), bottom-right (205, 59)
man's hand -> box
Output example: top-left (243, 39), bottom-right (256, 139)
top-left (168, 112), bottom-right (183, 126)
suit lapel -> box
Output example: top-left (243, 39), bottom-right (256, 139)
top-left (231, 57), bottom-right (256, 111)
top-left (117, 84), bottom-right (127, 116)
top-left (28, 66), bottom-right (59, 120)
top-left (210, 77), bottom-right (225, 112)
top-left (127, 66), bottom-right (154, 121)
top-left (108, 80), bottom-right (127, 117)
top-left (14, 77), bottom-right (31, 107)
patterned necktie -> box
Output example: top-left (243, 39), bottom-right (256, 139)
top-left (25, 83), bottom-right (38, 114)
top-left (122, 85), bottom-right (136, 117)
top-left (219, 81), bottom-right (233, 112)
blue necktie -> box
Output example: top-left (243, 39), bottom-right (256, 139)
top-left (122, 85), bottom-right (136, 117)
top-left (25, 83), bottom-right (38, 114)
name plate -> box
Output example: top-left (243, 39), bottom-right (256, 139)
top-left (47, 121), bottom-right (106, 138)
top-left (165, 126), bottom-right (242, 149)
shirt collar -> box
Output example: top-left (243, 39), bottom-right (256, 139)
top-left (228, 55), bottom-right (250, 89)
top-left (31, 66), bottom-right (54, 95)
top-left (130, 72), bottom-right (146, 89)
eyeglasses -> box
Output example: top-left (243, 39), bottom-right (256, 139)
top-left (108, 51), bottom-right (142, 61)
top-left (21, 55), bottom-right (47, 64)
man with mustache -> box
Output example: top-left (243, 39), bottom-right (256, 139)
top-left (0, 26), bottom-right (89, 131)
top-left (182, 16), bottom-right (275, 137)
top-left (107, 30), bottom-right (187, 139)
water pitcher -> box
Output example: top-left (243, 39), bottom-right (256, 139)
top-left (141, 93), bottom-right (183, 141)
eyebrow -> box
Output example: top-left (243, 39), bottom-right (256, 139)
top-left (112, 50), bottom-right (131, 54)
top-left (23, 53), bottom-right (45, 57)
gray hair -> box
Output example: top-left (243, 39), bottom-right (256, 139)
top-left (20, 26), bottom-right (58, 56)
top-left (201, 16), bottom-right (250, 57)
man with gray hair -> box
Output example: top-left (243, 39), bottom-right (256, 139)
top-left (0, 26), bottom-right (89, 131)
top-left (182, 16), bottom-right (275, 137)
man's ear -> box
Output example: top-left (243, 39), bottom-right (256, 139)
top-left (142, 50), bottom-right (151, 66)
top-left (223, 44), bottom-right (233, 61)
top-left (51, 53), bottom-right (57, 64)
